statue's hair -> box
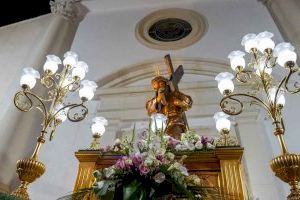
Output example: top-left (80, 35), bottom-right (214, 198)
top-left (151, 76), bottom-right (169, 85)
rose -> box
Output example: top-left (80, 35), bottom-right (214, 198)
top-left (132, 153), bottom-right (143, 167)
top-left (115, 158), bottom-right (126, 169)
top-left (167, 137), bottom-right (180, 149)
top-left (139, 165), bottom-right (150, 176)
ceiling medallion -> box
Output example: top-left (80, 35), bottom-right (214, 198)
top-left (148, 18), bottom-right (192, 42)
top-left (136, 8), bottom-right (207, 50)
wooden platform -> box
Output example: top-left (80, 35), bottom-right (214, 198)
top-left (73, 147), bottom-right (246, 199)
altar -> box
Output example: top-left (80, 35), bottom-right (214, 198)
top-left (73, 147), bottom-right (246, 199)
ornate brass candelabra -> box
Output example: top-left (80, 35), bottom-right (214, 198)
top-left (216, 31), bottom-right (300, 200)
top-left (11, 52), bottom-right (97, 199)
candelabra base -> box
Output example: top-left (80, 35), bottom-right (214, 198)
top-left (11, 158), bottom-right (46, 200)
top-left (270, 154), bottom-right (300, 200)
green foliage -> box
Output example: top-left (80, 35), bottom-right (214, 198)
top-left (0, 193), bottom-right (22, 200)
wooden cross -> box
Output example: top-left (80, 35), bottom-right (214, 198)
top-left (164, 54), bottom-right (189, 129)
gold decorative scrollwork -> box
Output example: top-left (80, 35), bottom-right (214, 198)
top-left (66, 103), bottom-right (88, 122)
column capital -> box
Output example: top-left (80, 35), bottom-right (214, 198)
top-left (50, 0), bottom-right (83, 21)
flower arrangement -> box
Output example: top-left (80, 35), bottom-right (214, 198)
top-left (92, 126), bottom-right (218, 199)
top-left (99, 129), bottom-right (215, 155)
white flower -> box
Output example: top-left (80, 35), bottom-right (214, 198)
top-left (175, 144), bottom-right (188, 151)
top-left (180, 166), bottom-right (189, 176)
top-left (114, 138), bottom-right (121, 145)
top-left (183, 141), bottom-right (195, 151)
top-left (154, 172), bottom-right (166, 183)
top-left (104, 167), bottom-right (115, 178)
top-left (166, 152), bottom-right (175, 161)
top-left (95, 180), bottom-right (105, 189)
top-left (144, 157), bottom-right (154, 166)
top-left (207, 143), bottom-right (215, 150)
top-left (195, 141), bottom-right (203, 150)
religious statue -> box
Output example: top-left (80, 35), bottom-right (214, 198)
top-left (146, 55), bottom-right (193, 139)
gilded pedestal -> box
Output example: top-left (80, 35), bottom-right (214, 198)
top-left (74, 147), bottom-right (245, 199)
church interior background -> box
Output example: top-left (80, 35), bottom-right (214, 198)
top-left (0, 0), bottom-right (299, 199)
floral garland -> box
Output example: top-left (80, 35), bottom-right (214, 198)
top-left (98, 129), bottom-right (216, 155)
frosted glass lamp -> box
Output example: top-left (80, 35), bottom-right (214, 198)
top-left (151, 113), bottom-right (167, 132)
top-left (72, 61), bottom-right (88, 80)
top-left (54, 104), bottom-right (69, 123)
top-left (20, 67), bottom-right (40, 89)
top-left (256, 31), bottom-right (275, 53)
top-left (213, 112), bottom-right (231, 132)
top-left (255, 59), bottom-right (272, 76)
top-left (228, 51), bottom-right (246, 71)
top-left (215, 72), bottom-right (235, 95)
top-left (63, 51), bottom-right (78, 68)
top-left (43, 55), bottom-right (62, 74)
top-left (269, 87), bottom-right (285, 107)
top-left (241, 33), bottom-right (258, 53)
top-left (79, 80), bottom-right (98, 101)
top-left (91, 117), bottom-right (108, 136)
top-left (274, 42), bottom-right (297, 67)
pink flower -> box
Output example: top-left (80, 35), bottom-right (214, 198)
top-left (132, 153), bottom-right (143, 167)
top-left (139, 165), bottom-right (150, 176)
top-left (167, 137), bottom-right (180, 149)
top-left (115, 158), bottom-right (126, 169)
top-left (201, 136), bottom-right (209, 145)
top-left (105, 145), bottom-right (112, 151)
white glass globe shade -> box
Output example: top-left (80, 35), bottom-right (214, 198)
top-left (20, 67), bottom-right (40, 89)
top-left (56, 111), bottom-right (67, 122)
top-left (72, 67), bottom-right (86, 80)
top-left (72, 61), bottom-right (88, 80)
top-left (20, 74), bottom-right (36, 89)
top-left (216, 118), bottom-right (231, 132)
top-left (79, 80), bottom-right (98, 101)
top-left (274, 43), bottom-right (297, 67)
top-left (43, 55), bottom-right (61, 74)
top-left (92, 123), bottom-right (105, 136)
top-left (218, 79), bottom-right (234, 94)
top-left (269, 87), bottom-right (286, 106)
top-left (228, 51), bottom-right (245, 71)
top-left (241, 33), bottom-right (258, 53)
top-left (256, 31), bottom-right (275, 52)
top-left (213, 112), bottom-right (231, 132)
top-left (255, 60), bottom-right (272, 76)
top-left (79, 87), bottom-right (94, 100)
top-left (63, 51), bottom-right (78, 68)
top-left (43, 60), bottom-right (58, 74)
top-left (215, 72), bottom-right (235, 94)
top-left (151, 113), bottom-right (167, 132)
top-left (54, 105), bottom-right (68, 123)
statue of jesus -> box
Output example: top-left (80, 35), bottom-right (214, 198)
top-left (146, 74), bottom-right (192, 140)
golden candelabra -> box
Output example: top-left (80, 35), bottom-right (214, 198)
top-left (11, 52), bottom-right (97, 199)
top-left (216, 31), bottom-right (299, 199)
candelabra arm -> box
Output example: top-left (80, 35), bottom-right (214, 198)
top-left (220, 93), bottom-right (271, 116)
top-left (284, 63), bottom-right (300, 94)
top-left (14, 90), bottom-right (48, 123)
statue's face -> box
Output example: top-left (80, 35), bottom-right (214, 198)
top-left (152, 80), bottom-right (167, 91)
